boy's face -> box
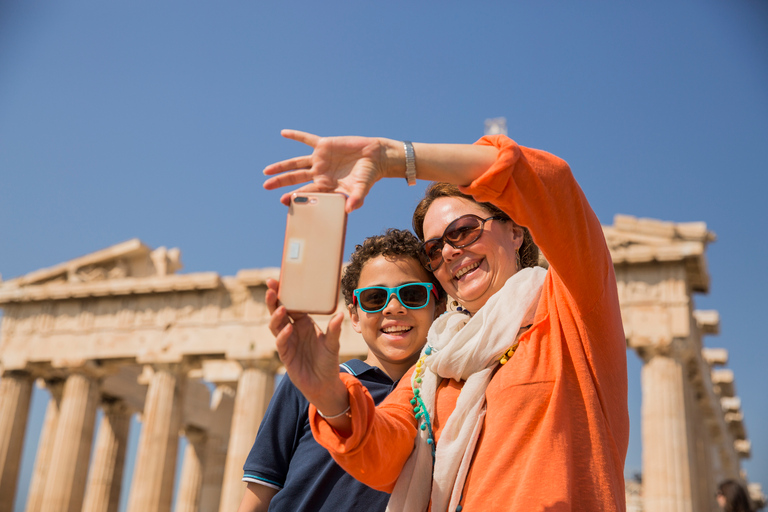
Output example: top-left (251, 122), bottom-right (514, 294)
top-left (349, 255), bottom-right (440, 371)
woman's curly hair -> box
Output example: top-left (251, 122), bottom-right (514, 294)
top-left (341, 228), bottom-right (445, 306)
top-left (412, 182), bottom-right (539, 269)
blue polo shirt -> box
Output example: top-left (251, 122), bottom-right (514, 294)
top-left (243, 360), bottom-right (398, 511)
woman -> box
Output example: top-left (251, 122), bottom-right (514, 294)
top-left (717, 480), bottom-right (753, 512)
top-left (263, 130), bottom-right (629, 511)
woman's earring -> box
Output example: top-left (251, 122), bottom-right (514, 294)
top-left (515, 249), bottom-right (521, 270)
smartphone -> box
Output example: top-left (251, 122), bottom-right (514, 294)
top-left (278, 192), bottom-right (347, 314)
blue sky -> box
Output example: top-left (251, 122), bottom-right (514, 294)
top-left (1, 1), bottom-right (766, 510)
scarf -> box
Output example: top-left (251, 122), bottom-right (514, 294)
top-left (386, 266), bottom-right (547, 512)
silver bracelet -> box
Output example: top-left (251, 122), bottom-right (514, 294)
top-left (317, 404), bottom-right (351, 420)
top-left (403, 141), bottom-right (416, 186)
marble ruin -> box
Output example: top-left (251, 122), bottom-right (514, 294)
top-left (0, 216), bottom-right (764, 512)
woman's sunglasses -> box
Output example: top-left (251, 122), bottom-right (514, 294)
top-left (419, 214), bottom-right (506, 271)
top-left (353, 283), bottom-right (436, 313)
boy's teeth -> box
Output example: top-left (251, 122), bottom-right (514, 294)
top-left (383, 326), bottom-right (411, 333)
top-left (455, 262), bottom-right (479, 279)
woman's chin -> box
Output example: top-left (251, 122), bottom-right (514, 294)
top-left (454, 278), bottom-right (492, 307)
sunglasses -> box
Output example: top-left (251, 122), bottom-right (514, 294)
top-left (353, 283), bottom-right (436, 313)
top-left (419, 214), bottom-right (506, 271)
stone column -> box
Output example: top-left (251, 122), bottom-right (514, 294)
top-left (82, 398), bottom-right (132, 512)
top-left (198, 386), bottom-right (234, 512)
top-left (126, 364), bottom-right (185, 512)
top-left (0, 370), bottom-right (34, 512)
top-left (641, 351), bottom-right (696, 512)
top-left (218, 363), bottom-right (275, 512)
top-left (24, 379), bottom-right (64, 512)
top-left (174, 426), bottom-right (207, 512)
top-left (39, 371), bottom-right (100, 512)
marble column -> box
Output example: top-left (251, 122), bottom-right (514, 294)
top-left (174, 427), bottom-right (207, 512)
top-left (642, 352), bottom-right (696, 512)
top-left (0, 370), bottom-right (34, 512)
top-left (198, 434), bottom-right (228, 512)
top-left (218, 363), bottom-right (275, 512)
top-left (82, 399), bottom-right (132, 512)
top-left (39, 371), bottom-right (100, 512)
top-left (126, 364), bottom-right (185, 512)
top-left (198, 386), bottom-right (233, 512)
top-left (24, 379), bottom-right (64, 512)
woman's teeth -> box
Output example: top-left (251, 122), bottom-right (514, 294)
top-left (454, 261), bottom-right (480, 280)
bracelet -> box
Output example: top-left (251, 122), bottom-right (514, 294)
top-left (317, 404), bottom-right (351, 420)
top-left (403, 141), bottom-right (416, 186)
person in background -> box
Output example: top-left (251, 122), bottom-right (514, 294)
top-left (237, 228), bottom-right (445, 512)
top-left (262, 129), bottom-right (630, 511)
top-left (717, 480), bottom-right (753, 512)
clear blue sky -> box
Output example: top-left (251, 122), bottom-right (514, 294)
top-left (1, 1), bottom-right (766, 510)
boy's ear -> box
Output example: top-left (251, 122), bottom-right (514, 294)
top-left (433, 297), bottom-right (447, 319)
top-left (348, 304), bottom-right (362, 333)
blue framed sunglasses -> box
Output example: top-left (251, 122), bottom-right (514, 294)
top-left (353, 283), bottom-right (436, 313)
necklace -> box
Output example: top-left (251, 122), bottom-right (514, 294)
top-left (410, 323), bottom-right (533, 461)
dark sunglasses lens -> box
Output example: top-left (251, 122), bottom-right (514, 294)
top-left (422, 240), bottom-right (443, 267)
top-left (445, 216), bottom-right (483, 246)
top-left (399, 284), bottom-right (429, 308)
top-left (359, 288), bottom-right (387, 311)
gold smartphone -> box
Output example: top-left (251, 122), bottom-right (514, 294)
top-left (278, 192), bottom-right (347, 314)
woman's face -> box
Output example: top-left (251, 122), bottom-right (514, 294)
top-left (422, 197), bottom-right (523, 312)
top-left (349, 255), bottom-right (440, 374)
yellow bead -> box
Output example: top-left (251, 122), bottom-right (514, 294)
top-left (500, 357), bottom-right (508, 364)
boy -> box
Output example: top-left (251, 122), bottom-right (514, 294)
top-left (237, 229), bottom-right (444, 512)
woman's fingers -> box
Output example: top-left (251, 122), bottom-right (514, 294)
top-left (274, 322), bottom-right (295, 362)
top-left (263, 155), bottom-right (313, 176)
top-left (325, 312), bottom-right (344, 351)
top-left (265, 282), bottom-right (279, 314)
top-left (281, 129), bottom-right (320, 147)
top-left (263, 169), bottom-right (314, 190)
top-left (268, 305), bottom-right (291, 337)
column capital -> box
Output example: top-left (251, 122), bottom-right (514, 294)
top-left (136, 362), bottom-right (188, 386)
top-left (636, 337), bottom-right (697, 364)
top-left (181, 425), bottom-right (207, 446)
top-left (237, 357), bottom-right (282, 374)
top-left (0, 368), bottom-right (33, 380)
top-left (49, 359), bottom-right (108, 380)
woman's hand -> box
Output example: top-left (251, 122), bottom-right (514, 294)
top-left (263, 130), bottom-right (392, 213)
top-left (265, 278), bottom-right (350, 415)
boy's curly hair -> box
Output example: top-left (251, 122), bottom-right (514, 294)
top-left (341, 228), bottom-right (445, 307)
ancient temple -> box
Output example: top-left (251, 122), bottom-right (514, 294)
top-left (0, 216), bottom-right (763, 512)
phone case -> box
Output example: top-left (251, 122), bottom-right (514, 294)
top-left (278, 193), bottom-right (347, 314)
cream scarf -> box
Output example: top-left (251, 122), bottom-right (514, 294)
top-left (386, 266), bottom-right (546, 512)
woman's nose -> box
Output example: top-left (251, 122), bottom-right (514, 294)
top-left (441, 241), bottom-right (462, 263)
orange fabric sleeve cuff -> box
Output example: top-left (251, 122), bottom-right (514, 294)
top-left (309, 372), bottom-right (375, 455)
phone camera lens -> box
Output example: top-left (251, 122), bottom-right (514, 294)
top-left (294, 196), bottom-right (309, 204)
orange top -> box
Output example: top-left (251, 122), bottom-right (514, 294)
top-left (310, 135), bottom-right (629, 511)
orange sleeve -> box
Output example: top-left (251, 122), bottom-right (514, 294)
top-left (309, 372), bottom-right (419, 492)
top-left (462, 135), bottom-right (614, 315)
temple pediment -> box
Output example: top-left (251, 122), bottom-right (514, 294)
top-left (0, 239), bottom-right (195, 303)
top-left (2, 239), bottom-right (183, 287)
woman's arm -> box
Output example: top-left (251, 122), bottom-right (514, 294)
top-left (465, 135), bottom-right (614, 316)
top-left (309, 372), bottom-right (419, 492)
top-left (263, 130), bottom-right (499, 212)
top-left (264, 278), bottom-right (353, 435)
